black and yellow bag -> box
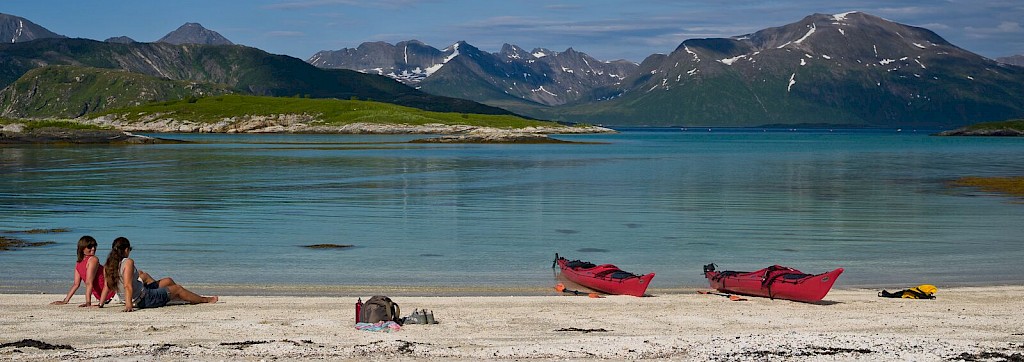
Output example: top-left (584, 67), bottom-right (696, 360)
top-left (878, 284), bottom-right (937, 299)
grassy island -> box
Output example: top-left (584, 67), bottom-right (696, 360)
top-left (97, 94), bottom-right (564, 129)
top-left (936, 119), bottom-right (1024, 136)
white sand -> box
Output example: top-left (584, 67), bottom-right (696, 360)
top-left (2, 286), bottom-right (1023, 361)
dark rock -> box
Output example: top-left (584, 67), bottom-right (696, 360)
top-left (0, 236), bottom-right (56, 251)
top-left (302, 244), bottom-right (354, 249)
top-left (0, 127), bottom-right (182, 144)
top-left (0, 339), bottom-right (73, 350)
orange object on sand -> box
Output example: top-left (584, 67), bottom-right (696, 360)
top-left (555, 283), bottom-right (605, 298)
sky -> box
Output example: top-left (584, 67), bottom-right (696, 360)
top-left (4, 0), bottom-right (1023, 63)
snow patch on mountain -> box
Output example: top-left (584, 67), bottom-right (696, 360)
top-left (719, 55), bottom-right (747, 65)
top-left (11, 19), bottom-right (24, 43)
top-left (795, 23), bottom-right (816, 44)
top-left (423, 42), bottom-right (462, 76)
top-left (833, 11), bottom-right (857, 21)
top-left (424, 63), bottom-right (444, 76)
top-left (444, 43), bottom-right (461, 63)
top-left (532, 86), bottom-right (557, 96)
top-left (684, 46), bottom-right (700, 62)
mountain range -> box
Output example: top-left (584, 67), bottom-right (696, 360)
top-left (308, 40), bottom-right (637, 108)
top-left (312, 12), bottom-right (1024, 128)
top-left (2, 11), bottom-right (1023, 128)
top-left (0, 14), bottom-right (511, 119)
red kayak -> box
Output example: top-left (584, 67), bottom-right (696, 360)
top-left (554, 254), bottom-right (655, 297)
top-left (703, 263), bottom-right (843, 303)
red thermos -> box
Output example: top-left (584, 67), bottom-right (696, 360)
top-left (355, 298), bottom-right (363, 324)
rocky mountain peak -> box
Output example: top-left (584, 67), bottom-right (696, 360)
top-left (157, 22), bottom-right (233, 46)
top-left (0, 12), bottom-right (65, 43)
top-left (997, 55), bottom-right (1024, 67)
top-left (499, 43), bottom-right (531, 60)
top-left (104, 36), bottom-right (136, 44)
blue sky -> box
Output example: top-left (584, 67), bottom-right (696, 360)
top-left (5, 0), bottom-right (1022, 62)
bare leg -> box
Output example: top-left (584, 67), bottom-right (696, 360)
top-left (139, 272), bottom-right (176, 287)
top-left (166, 285), bottom-right (218, 304)
top-left (139, 271), bottom-right (156, 284)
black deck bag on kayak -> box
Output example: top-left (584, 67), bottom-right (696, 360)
top-left (360, 296), bottom-right (402, 324)
top-left (566, 260), bottom-right (596, 269)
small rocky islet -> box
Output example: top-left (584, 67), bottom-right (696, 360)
top-left (934, 119), bottom-right (1024, 137)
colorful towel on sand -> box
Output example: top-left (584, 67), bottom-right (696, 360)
top-left (355, 321), bottom-right (401, 332)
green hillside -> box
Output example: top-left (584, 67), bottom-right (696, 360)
top-left (0, 65), bottom-right (233, 118)
top-left (97, 94), bottom-right (562, 128)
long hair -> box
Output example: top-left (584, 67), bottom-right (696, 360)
top-left (104, 237), bottom-right (132, 291)
top-left (76, 235), bottom-right (97, 263)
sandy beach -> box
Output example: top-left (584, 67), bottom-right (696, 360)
top-left (2, 286), bottom-right (1023, 361)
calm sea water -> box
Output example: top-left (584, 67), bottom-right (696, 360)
top-left (2, 130), bottom-right (1023, 294)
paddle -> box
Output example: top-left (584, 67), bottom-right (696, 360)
top-left (557, 284), bottom-right (602, 298)
top-left (697, 290), bottom-right (747, 301)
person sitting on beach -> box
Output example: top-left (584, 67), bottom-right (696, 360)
top-left (50, 235), bottom-right (116, 307)
top-left (98, 237), bottom-right (218, 311)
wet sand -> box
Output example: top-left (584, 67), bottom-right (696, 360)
top-left (2, 286), bottom-right (1023, 361)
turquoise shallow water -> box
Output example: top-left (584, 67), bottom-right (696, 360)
top-left (2, 130), bottom-right (1023, 293)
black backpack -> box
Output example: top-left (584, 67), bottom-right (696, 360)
top-left (360, 296), bottom-right (401, 324)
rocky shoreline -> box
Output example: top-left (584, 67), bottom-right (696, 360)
top-left (79, 115), bottom-right (614, 136)
top-left (2, 116), bottom-right (614, 144)
top-left (410, 131), bottom-right (576, 144)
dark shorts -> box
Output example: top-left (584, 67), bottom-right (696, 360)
top-left (135, 287), bottom-right (170, 309)
top-left (144, 281), bottom-right (160, 289)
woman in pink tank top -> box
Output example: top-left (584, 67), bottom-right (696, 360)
top-left (52, 235), bottom-right (115, 306)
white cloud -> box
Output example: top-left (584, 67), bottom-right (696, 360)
top-left (998, 21), bottom-right (1022, 32)
top-left (966, 21), bottom-right (1023, 35)
top-left (266, 31), bottom-right (304, 37)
